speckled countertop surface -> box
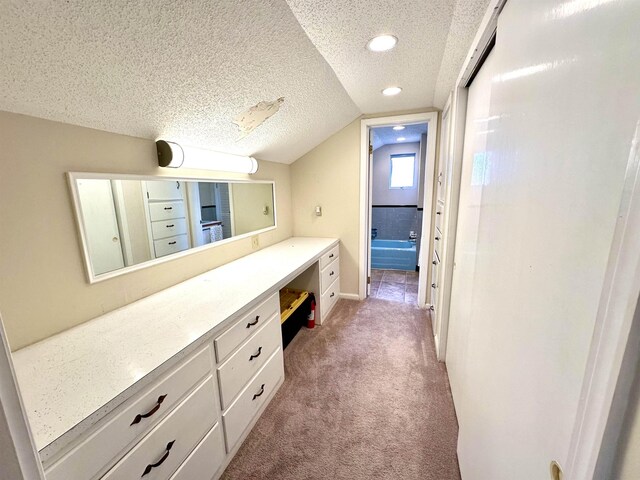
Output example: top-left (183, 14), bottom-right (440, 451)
top-left (12, 237), bottom-right (338, 460)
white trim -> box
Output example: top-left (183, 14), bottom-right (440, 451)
top-left (339, 293), bottom-right (360, 301)
top-left (0, 313), bottom-right (45, 479)
top-left (566, 121), bottom-right (640, 479)
top-left (67, 172), bottom-right (277, 284)
top-left (359, 112), bottom-right (439, 306)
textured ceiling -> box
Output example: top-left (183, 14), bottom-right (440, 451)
top-left (0, 0), bottom-right (359, 164)
top-left (0, 0), bottom-right (490, 165)
top-left (372, 123), bottom-right (428, 150)
top-left (285, 0), bottom-right (491, 112)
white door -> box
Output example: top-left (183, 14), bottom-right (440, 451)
top-left (76, 179), bottom-right (125, 275)
top-left (445, 1), bottom-right (640, 478)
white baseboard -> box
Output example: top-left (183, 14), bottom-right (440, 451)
top-left (339, 293), bottom-right (360, 301)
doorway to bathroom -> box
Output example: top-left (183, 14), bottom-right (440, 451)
top-left (359, 112), bottom-right (439, 308)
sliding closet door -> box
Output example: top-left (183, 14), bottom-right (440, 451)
top-left (445, 0), bottom-right (640, 479)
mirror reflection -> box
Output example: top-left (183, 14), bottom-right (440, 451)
top-left (72, 176), bottom-right (275, 279)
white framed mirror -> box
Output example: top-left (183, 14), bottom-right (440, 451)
top-left (68, 172), bottom-right (277, 283)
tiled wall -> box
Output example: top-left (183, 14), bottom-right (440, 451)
top-left (372, 206), bottom-right (422, 241)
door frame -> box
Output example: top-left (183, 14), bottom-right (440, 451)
top-left (358, 111), bottom-right (439, 307)
top-left (0, 313), bottom-right (45, 479)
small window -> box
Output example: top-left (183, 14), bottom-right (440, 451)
top-left (389, 154), bottom-right (416, 189)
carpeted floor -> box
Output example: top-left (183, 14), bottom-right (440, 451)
top-left (221, 298), bottom-right (461, 480)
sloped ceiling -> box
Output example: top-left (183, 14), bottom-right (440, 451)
top-left (372, 123), bottom-right (428, 150)
top-left (0, 0), bottom-right (490, 164)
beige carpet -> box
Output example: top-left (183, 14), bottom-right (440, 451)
top-left (222, 298), bottom-right (461, 480)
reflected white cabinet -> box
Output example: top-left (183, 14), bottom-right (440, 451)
top-left (142, 181), bottom-right (191, 258)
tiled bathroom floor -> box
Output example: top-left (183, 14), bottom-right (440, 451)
top-left (371, 269), bottom-right (419, 305)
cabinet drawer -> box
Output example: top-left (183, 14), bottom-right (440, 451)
top-left (321, 259), bottom-right (340, 295)
top-left (145, 181), bottom-right (185, 201)
top-left (435, 202), bottom-right (444, 232)
top-left (218, 314), bottom-right (281, 409)
top-left (169, 423), bottom-right (225, 480)
top-left (214, 293), bottom-right (280, 362)
top-left (103, 377), bottom-right (217, 480)
top-left (149, 201), bottom-right (185, 221)
top-left (154, 234), bottom-right (189, 258)
top-left (434, 226), bottom-right (443, 245)
top-left (319, 244), bottom-right (339, 270)
top-left (45, 346), bottom-right (213, 480)
top-left (321, 276), bottom-right (340, 321)
top-left (152, 218), bottom-right (188, 240)
top-left (222, 348), bottom-right (284, 452)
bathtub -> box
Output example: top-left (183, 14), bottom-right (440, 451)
top-left (371, 239), bottom-right (416, 271)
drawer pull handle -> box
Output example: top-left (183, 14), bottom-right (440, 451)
top-left (435, 236), bottom-right (440, 240)
top-left (249, 346), bottom-right (262, 361)
top-left (330, 271), bottom-right (334, 276)
top-left (330, 292), bottom-right (335, 298)
top-left (166, 224), bottom-right (174, 228)
top-left (432, 283), bottom-right (436, 288)
top-left (164, 207), bottom-right (173, 210)
top-left (168, 241), bottom-right (177, 245)
top-left (246, 315), bottom-right (259, 328)
top-left (130, 395), bottom-right (167, 426)
top-left (329, 253), bottom-right (334, 258)
top-left (252, 384), bottom-right (265, 400)
top-left (141, 440), bottom-right (175, 477)
top-left (436, 211), bottom-right (442, 215)
top-left (432, 261), bottom-right (437, 265)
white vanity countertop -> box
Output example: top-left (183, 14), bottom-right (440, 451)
top-left (12, 236), bottom-right (338, 458)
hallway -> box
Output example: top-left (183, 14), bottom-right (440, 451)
top-left (222, 298), bottom-right (460, 480)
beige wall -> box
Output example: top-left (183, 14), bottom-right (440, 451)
top-left (290, 119), bottom-right (361, 296)
top-left (230, 182), bottom-right (275, 235)
top-left (0, 111), bottom-right (292, 350)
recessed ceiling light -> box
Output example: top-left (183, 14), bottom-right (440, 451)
top-left (382, 86), bottom-right (402, 96)
top-left (393, 125), bottom-right (405, 131)
top-left (366, 34), bottom-right (398, 52)
top-left (397, 137), bottom-right (406, 142)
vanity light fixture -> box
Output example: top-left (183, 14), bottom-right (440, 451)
top-left (393, 125), bottom-right (405, 131)
top-left (382, 86), bottom-right (402, 96)
top-left (366, 34), bottom-right (398, 52)
top-left (156, 140), bottom-right (258, 174)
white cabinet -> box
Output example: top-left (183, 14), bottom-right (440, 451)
top-left (169, 423), bottom-right (226, 480)
top-left (45, 345), bottom-right (215, 480)
top-left (319, 247), bottom-right (341, 322)
top-left (143, 183), bottom-right (190, 259)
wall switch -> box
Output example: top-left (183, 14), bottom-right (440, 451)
top-left (251, 235), bottom-right (259, 249)
top-left (315, 205), bottom-right (322, 216)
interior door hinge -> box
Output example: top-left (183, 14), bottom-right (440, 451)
top-left (369, 144), bottom-right (373, 155)
top-left (367, 276), bottom-right (371, 284)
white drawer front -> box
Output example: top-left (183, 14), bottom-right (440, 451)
top-left (45, 346), bottom-right (213, 480)
top-left (169, 423), bottom-right (225, 480)
top-left (320, 276), bottom-right (340, 322)
top-left (215, 293), bottom-right (280, 362)
top-left (146, 181), bottom-right (185, 202)
top-left (151, 218), bottom-right (188, 240)
top-left (321, 258), bottom-right (340, 295)
top-left (149, 201), bottom-right (185, 221)
top-left (222, 348), bottom-right (284, 453)
top-left (103, 377), bottom-right (217, 480)
top-left (154, 234), bottom-right (189, 258)
top-left (319, 244), bottom-right (339, 270)
top-left (218, 314), bottom-right (281, 409)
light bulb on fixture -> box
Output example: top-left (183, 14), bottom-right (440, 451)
top-left (366, 35), bottom-right (398, 52)
top-left (393, 125), bottom-right (405, 131)
top-left (382, 86), bottom-right (402, 96)
top-left (156, 140), bottom-right (258, 174)
top-left (397, 137), bottom-right (406, 142)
